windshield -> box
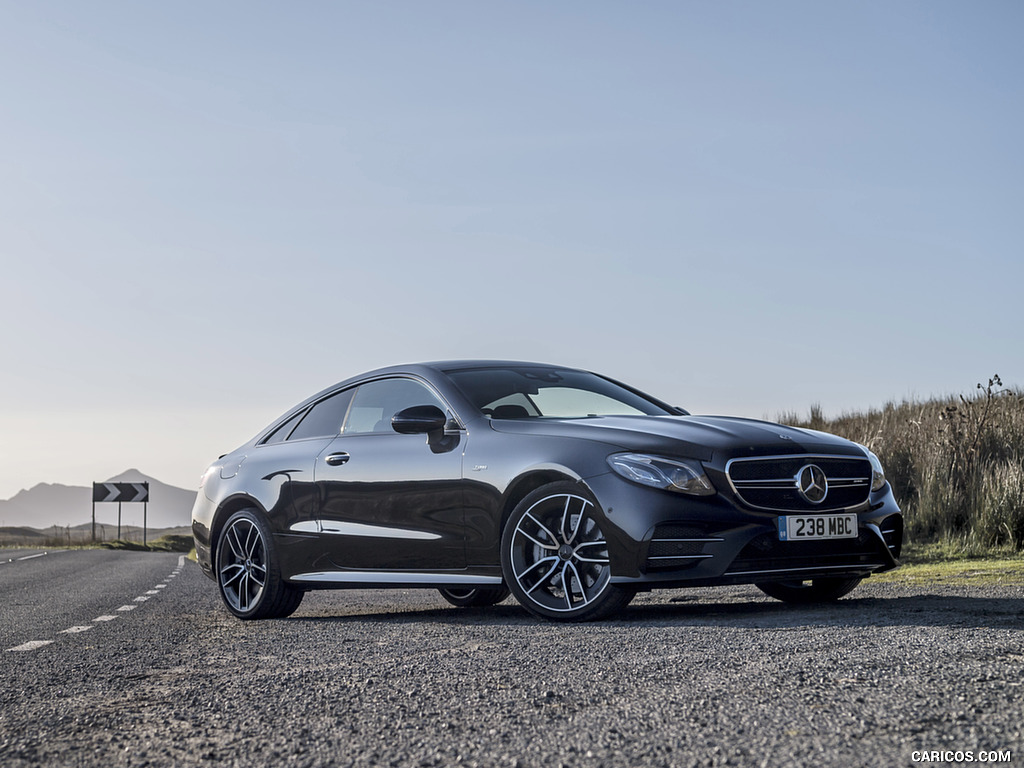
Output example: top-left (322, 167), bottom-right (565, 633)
top-left (444, 366), bottom-right (675, 419)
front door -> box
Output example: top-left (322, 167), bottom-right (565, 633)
top-left (313, 377), bottom-right (466, 571)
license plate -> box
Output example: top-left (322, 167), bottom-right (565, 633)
top-left (778, 513), bottom-right (858, 541)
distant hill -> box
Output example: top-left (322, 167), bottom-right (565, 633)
top-left (0, 526), bottom-right (46, 539)
top-left (0, 470), bottom-right (196, 530)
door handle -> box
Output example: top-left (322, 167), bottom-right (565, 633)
top-left (325, 452), bottom-right (350, 466)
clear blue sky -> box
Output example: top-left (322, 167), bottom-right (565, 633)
top-left (1, 2), bottom-right (1021, 500)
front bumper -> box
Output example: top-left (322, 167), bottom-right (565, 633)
top-left (584, 471), bottom-right (903, 589)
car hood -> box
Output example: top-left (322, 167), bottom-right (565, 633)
top-left (487, 414), bottom-right (865, 462)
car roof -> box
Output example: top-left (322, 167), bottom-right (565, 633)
top-left (344, 360), bottom-right (583, 378)
top-left (420, 359), bottom-right (577, 372)
top-left (301, 360), bottom-right (586, 407)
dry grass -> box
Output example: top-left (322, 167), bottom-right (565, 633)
top-left (99, 534), bottom-right (194, 552)
top-left (781, 375), bottom-right (1024, 553)
top-left (0, 526), bottom-right (192, 550)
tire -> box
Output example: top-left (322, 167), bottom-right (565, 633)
top-left (756, 577), bottom-right (863, 604)
top-left (437, 586), bottom-right (510, 608)
top-left (501, 481), bottom-right (634, 622)
top-left (216, 509), bottom-right (304, 620)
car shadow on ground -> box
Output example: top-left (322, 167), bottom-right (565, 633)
top-left (289, 592), bottom-right (1024, 630)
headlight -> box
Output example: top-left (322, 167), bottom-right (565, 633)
top-left (608, 453), bottom-right (716, 496)
top-left (859, 446), bottom-right (887, 492)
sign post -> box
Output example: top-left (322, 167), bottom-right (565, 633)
top-left (92, 483), bottom-right (150, 543)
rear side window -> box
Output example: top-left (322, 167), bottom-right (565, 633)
top-left (287, 389), bottom-right (355, 440)
top-left (262, 408), bottom-right (309, 444)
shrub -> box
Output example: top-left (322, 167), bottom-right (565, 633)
top-left (100, 534), bottom-right (193, 553)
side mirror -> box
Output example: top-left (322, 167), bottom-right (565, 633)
top-left (391, 405), bottom-right (448, 435)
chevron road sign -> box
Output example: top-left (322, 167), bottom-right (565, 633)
top-left (91, 482), bottom-right (151, 544)
top-left (92, 482), bottom-right (149, 503)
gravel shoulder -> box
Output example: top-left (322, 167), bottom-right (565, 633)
top-left (2, 556), bottom-right (1021, 767)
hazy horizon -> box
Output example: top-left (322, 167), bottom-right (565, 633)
top-left (0, 377), bottom-right (1016, 504)
top-left (3, 2), bottom-right (1022, 501)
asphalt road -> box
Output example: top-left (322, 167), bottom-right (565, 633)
top-left (1, 550), bottom-right (1021, 768)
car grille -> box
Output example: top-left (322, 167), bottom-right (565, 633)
top-left (645, 524), bottom-right (722, 571)
top-left (724, 529), bottom-right (886, 576)
top-left (726, 455), bottom-right (872, 512)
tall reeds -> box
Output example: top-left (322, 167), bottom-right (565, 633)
top-left (782, 376), bottom-right (1024, 552)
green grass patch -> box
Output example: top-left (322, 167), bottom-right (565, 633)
top-left (876, 541), bottom-right (1024, 585)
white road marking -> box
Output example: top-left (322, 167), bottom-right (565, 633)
top-left (6, 553), bottom-right (185, 651)
top-left (2, 550), bottom-right (70, 566)
top-left (6, 640), bottom-right (54, 652)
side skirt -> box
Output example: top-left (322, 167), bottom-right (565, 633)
top-left (290, 571), bottom-right (504, 587)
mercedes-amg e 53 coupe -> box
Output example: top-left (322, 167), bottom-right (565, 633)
top-left (192, 361), bottom-right (902, 621)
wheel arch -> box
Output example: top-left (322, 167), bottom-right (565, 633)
top-left (210, 495), bottom-right (270, 571)
top-left (499, 468), bottom-right (588, 533)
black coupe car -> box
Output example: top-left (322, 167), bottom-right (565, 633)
top-left (192, 361), bottom-right (902, 621)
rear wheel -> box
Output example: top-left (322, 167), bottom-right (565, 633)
top-left (438, 586), bottom-right (510, 607)
top-left (756, 577), bottom-right (863, 604)
top-left (501, 482), bottom-right (634, 622)
top-left (216, 509), bottom-right (304, 620)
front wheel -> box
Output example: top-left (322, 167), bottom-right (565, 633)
top-left (501, 482), bottom-right (634, 622)
top-left (437, 586), bottom-right (510, 608)
top-left (756, 577), bottom-right (863, 604)
top-left (216, 509), bottom-right (304, 620)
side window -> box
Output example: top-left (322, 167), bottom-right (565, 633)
top-left (262, 408), bottom-right (308, 444)
top-left (344, 378), bottom-right (446, 435)
top-left (287, 389), bottom-right (355, 441)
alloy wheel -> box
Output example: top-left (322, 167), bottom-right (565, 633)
top-left (508, 492), bottom-right (612, 614)
top-left (218, 517), bottom-right (268, 613)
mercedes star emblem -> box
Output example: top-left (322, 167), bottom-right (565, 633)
top-left (796, 464), bottom-right (828, 504)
